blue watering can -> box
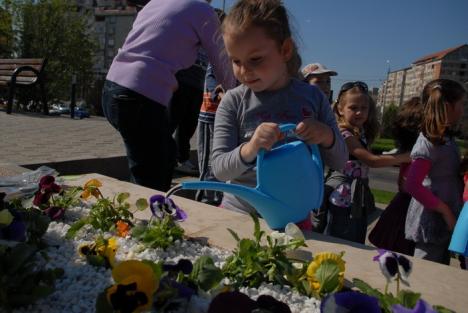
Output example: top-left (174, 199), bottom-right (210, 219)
top-left (449, 202), bottom-right (468, 256)
top-left (166, 123), bottom-right (324, 230)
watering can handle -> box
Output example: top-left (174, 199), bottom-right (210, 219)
top-left (257, 123), bottom-right (297, 160)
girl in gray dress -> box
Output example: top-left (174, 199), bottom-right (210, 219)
top-left (405, 79), bottom-right (466, 264)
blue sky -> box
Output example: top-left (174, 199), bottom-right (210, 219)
top-left (210, 0), bottom-right (468, 96)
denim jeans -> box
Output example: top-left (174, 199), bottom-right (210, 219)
top-left (102, 80), bottom-right (176, 192)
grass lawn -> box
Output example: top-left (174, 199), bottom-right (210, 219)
top-left (371, 188), bottom-right (396, 205)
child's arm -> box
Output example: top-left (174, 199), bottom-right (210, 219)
top-left (405, 158), bottom-right (456, 230)
top-left (211, 92), bottom-right (246, 181)
top-left (196, 8), bottom-right (236, 91)
top-left (345, 135), bottom-right (411, 168)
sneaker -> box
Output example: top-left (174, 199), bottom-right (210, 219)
top-left (175, 160), bottom-right (199, 176)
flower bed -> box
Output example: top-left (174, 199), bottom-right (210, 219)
top-left (0, 176), bottom-right (456, 313)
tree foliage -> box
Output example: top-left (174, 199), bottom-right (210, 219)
top-left (10, 0), bottom-right (96, 103)
top-left (380, 104), bottom-right (398, 138)
top-left (0, 1), bottom-right (14, 57)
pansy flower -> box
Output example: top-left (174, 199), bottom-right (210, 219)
top-left (33, 175), bottom-right (61, 206)
top-left (81, 178), bottom-right (103, 199)
top-left (392, 299), bottom-right (437, 313)
top-left (306, 252), bottom-right (346, 296)
top-left (373, 249), bottom-right (412, 285)
top-left (106, 260), bottom-right (158, 313)
top-left (321, 291), bottom-right (381, 313)
top-left (43, 206), bottom-right (65, 221)
top-left (149, 194), bottom-right (187, 221)
top-left (0, 194), bottom-right (26, 241)
top-left (78, 237), bottom-right (117, 268)
top-left (162, 259), bottom-right (193, 275)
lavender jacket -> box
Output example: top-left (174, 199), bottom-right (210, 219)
top-left (106, 0), bottom-right (235, 106)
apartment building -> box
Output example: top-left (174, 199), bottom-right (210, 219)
top-left (76, 0), bottom-right (137, 77)
top-left (378, 44), bottom-right (468, 108)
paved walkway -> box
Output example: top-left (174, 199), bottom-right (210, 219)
top-left (0, 111), bottom-right (125, 165)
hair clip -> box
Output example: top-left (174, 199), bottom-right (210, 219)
top-left (431, 84), bottom-right (442, 90)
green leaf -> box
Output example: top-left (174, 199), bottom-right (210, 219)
top-left (227, 228), bottom-right (240, 242)
top-left (315, 259), bottom-right (341, 294)
top-left (116, 192), bottom-right (130, 204)
top-left (5, 243), bottom-right (38, 275)
top-left (353, 278), bottom-right (384, 298)
top-left (142, 260), bottom-right (163, 281)
top-left (65, 218), bottom-right (87, 239)
top-left (86, 255), bottom-right (106, 268)
top-left (397, 290), bottom-right (421, 309)
top-left (433, 305), bottom-right (456, 313)
top-left (190, 256), bottom-right (224, 291)
top-left (135, 198), bottom-right (148, 211)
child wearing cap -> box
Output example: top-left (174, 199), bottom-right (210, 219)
top-left (302, 63), bottom-right (337, 103)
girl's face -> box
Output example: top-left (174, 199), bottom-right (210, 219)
top-left (223, 26), bottom-right (292, 92)
top-left (338, 92), bottom-right (370, 128)
top-left (446, 94), bottom-right (466, 125)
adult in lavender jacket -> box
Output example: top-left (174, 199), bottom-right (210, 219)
top-left (102, 0), bottom-right (236, 192)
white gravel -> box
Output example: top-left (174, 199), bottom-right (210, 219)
top-left (8, 205), bottom-right (321, 313)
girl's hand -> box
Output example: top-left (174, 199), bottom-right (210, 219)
top-left (296, 118), bottom-right (334, 147)
top-left (214, 84), bottom-right (225, 102)
top-left (437, 201), bottom-right (456, 231)
top-left (240, 123), bottom-right (283, 163)
top-left (398, 152), bottom-right (412, 164)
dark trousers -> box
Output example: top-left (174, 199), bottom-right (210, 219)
top-left (195, 120), bottom-right (223, 205)
top-left (168, 84), bottom-right (203, 162)
top-left (102, 80), bottom-right (176, 192)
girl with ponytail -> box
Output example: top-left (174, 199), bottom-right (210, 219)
top-left (405, 79), bottom-right (466, 264)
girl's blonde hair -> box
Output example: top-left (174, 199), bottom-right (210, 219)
top-left (221, 0), bottom-right (301, 76)
top-left (332, 86), bottom-right (380, 144)
top-left (421, 79), bottom-right (466, 144)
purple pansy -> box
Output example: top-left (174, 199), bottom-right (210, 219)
top-left (321, 291), bottom-right (381, 313)
top-left (149, 194), bottom-right (187, 221)
top-left (1, 218), bottom-right (27, 241)
top-left (373, 249), bottom-right (412, 284)
top-left (392, 299), bottom-right (437, 313)
top-left (0, 193), bottom-right (27, 241)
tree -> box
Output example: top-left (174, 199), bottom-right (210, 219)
top-left (0, 1), bottom-right (14, 57)
top-left (380, 103), bottom-right (398, 138)
top-left (13, 0), bottom-right (96, 105)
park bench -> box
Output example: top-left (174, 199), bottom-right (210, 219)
top-left (0, 58), bottom-right (48, 114)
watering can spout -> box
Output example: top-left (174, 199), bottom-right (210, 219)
top-left (180, 181), bottom-right (294, 229)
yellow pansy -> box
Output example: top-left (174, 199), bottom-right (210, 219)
top-left (81, 178), bottom-right (103, 199)
top-left (78, 237), bottom-right (118, 268)
top-left (306, 252), bottom-right (345, 296)
top-left (107, 260), bottom-right (159, 313)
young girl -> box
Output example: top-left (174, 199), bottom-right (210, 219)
top-left (405, 79), bottom-right (466, 264)
top-left (369, 97), bottom-right (423, 255)
top-left (211, 0), bottom-right (347, 229)
top-left (324, 81), bottom-right (411, 244)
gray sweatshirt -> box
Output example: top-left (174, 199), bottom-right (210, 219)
top-left (211, 79), bottom-right (348, 214)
